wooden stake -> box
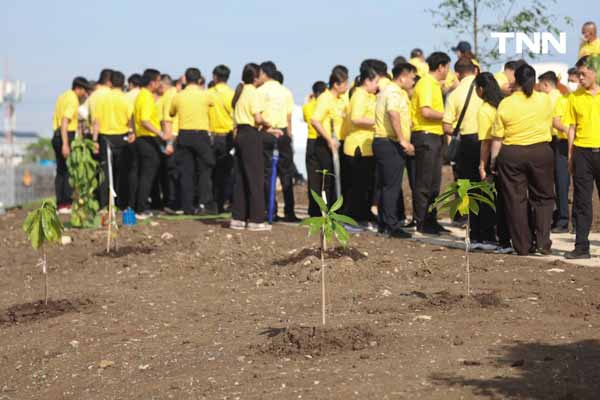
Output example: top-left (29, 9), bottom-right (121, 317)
top-left (42, 250), bottom-right (48, 305)
top-left (465, 213), bottom-right (471, 297)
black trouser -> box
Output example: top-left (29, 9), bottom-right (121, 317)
top-left (307, 137), bottom-right (336, 216)
top-left (212, 133), bottom-right (234, 212)
top-left (397, 155), bottom-right (416, 221)
top-left (412, 131), bottom-right (443, 227)
top-left (456, 134), bottom-right (496, 242)
top-left (344, 147), bottom-right (375, 222)
top-left (552, 138), bottom-right (570, 228)
top-left (127, 141), bottom-right (139, 209)
top-left (135, 136), bottom-right (162, 213)
top-left (166, 141), bottom-right (181, 209)
top-left (373, 138), bottom-right (408, 231)
top-left (572, 146), bottom-right (600, 252)
top-left (51, 131), bottom-right (76, 206)
top-left (497, 143), bottom-right (554, 255)
top-left (177, 130), bottom-right (215, 213)
top-left (232, 125), bottom-right (265, 223)
top-left (98, 133), bottom-right (129, 210)
top-left (263, 130), bottom-right (295, 218)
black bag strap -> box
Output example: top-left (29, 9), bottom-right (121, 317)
top-left (452, 80), bottom-right (477, 137)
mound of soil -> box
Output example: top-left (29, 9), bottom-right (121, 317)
top-left (0, 298), bottom-right (94, 326)
top-left (410, 290), bottom-right (505, 311)
top-left (262, 324), bottom-right (378, 357)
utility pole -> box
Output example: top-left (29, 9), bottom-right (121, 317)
top-left (473, 0), bottom-right (478, 56)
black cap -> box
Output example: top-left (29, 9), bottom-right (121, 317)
top-left (452, 41), bottom-right (472, 53)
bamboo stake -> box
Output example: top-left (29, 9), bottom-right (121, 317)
top-left (465, 213), bottom-right (471, 297)
top-left (42, 249), bottom-right (48, 305)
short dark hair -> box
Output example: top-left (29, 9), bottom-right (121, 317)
top-left (568, 67), bottom-right (578, 76)
top-left (410, 48), bottom-right (424, 58)
top-left (393, 55), bottom-right (407, 67)
top-left (576, 56), bottom-right (589, 68)
top-left (142, 69), bottom-right (161, 86)
top-left (329, 65), bottom-right (348, 88)
top-left (213, 64), bottom-right (231, 82)
top-left (161, 74), bottom-right (173, 85)
top-left (111, 71), bottom-right (125, 88)
top-left (454, 57), bottom-right (476, 74)
top-left (273, 70), bottom-right (284, 84)
top-left (185, 67), bottom-right (203, 84)
top-left (98, 69), bottom-right (113, 85)
top-left (392, 63), bottom-right (417, 79)
top-left (538, 71), bottom-right (558, 86)
top-left (259, 61), bottom-right (278, 79)
top-left (506, 59), bottom-right (527, 72)
top-left (426, 52), bottom-right (451, 71)
top-left (128, 73), bottom-right (142, 88)
top-left (312, 81), bottom-right (327, 97)
top-left (367, 59), bottom-right (388, 77)
top-left (72, 76), bottom-right (90, 91)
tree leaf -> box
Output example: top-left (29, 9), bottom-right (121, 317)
top-left (330, 195), bottom-right (343, 213)
top-left (310, 190), bottom-right (328, 213)
top-left (330, 213), bottom-right (358, 226)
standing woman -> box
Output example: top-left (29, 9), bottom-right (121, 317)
top-left (309, 66), bottom-right (350, 215)
top-left (343, 65), bottom-right (379, 228)
top-left (490, 65), bottom-right (554, 255)
top-left (475, 72), bottom-right (512, 254)
top-left (230, 63), bottom-right (271, 231)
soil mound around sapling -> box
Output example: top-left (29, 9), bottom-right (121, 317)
top-left (273, 246), bottom-right (367, 267)
top-left (261, 324), bottom-right (378, 357)
top-left (94, 245), bottom-right (154, 258)
top-left (410, 290), bottom-right (506, 311)
top-left (0, 298), bottom-right (95, 326)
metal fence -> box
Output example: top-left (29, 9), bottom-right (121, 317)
top-left (0, 164), bottom-right (55, 208)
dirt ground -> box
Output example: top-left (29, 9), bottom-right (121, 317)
top-left (2, 167), bottom-right (600, 400)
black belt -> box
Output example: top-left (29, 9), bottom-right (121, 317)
top-left (412, 130), bottom-right (441, 135)
top-left (575, 145), bottom-right (600, 153)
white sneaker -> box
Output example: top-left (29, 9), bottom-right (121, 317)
top-left (230, 219), bottom-right (246, 230)
top-left (136, 211), bottom-right (153, 220)
top-left (247, 222), bottom-right (272, 231)
top-left (58, 207), bottom-right (72, 215)
top-left (479, 242), bottom-right (499, 251)
top-left (495, 246), bottom-right (514, 254)
top-left (471, 242), bottom-right (483, 250)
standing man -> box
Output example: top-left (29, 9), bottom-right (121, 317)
top-left (126, 74), bottom-right (142, 105)
top-left (565, 56), bottom-right (600, 259)
top-left (157, 74), bottom-right (179, 213)
top-left (51, 77), bottom-right (91, 214)
top-left (88, 69), bottom-right (113, 123)
top-left (579, 21), bottom-right (600, 58)
top-left (410, 51), bottom-right (451, 235)
top-left (169, 67), bottom-right (216, 215)
top-left (92, 70), bottom-right (134, 211)
top-left (133, 68), bottom-right (169, 219)
top-left (257, 61), bottom-right (299, 222)
top-left (208, 64), bottom-right (235, 213)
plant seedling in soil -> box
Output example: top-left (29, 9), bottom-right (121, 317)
top-left (22, 200), bottom-right (64, 305)
top-left (300, 169), bottom-right (358, 325)
top-left (67, 136), bottom-right (103, 228)
top-left (430, 179), bottom-right (496, 297)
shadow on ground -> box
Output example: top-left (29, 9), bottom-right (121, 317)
top-left (432, 340), bottom-right (600, 399)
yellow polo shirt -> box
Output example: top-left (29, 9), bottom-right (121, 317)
top-left (88, 85), bottom-right (111, 120)
top-left (410, 73), bottom-right (444, 135)
top-left (169, 85), bottom-right (213, 131)
top-left (257, 80), bottom-right (291, 129)
top-left (208, 82), bottom-right (234, 134)
top-left (233, 84), bottom-right (263, 127)
top-left (444, 70), bottom-right (459, 91)
top-left (378, 76), bottom-right (391, 91)
top-left (477, 102), bottom-right (497, 141)
top-left (337, 93), bottom-right (350, 141)
top-left (160, 87), bottom-right (179, 135)
top-left (552, 93), bottom-right (569, 140)
top-left (547, 88), bottom-right (564, 139)
top-left (94, 89), bottom-right (133, 134)
top-left (579, 38), bottom-right (600, 57)
top-left (303, 98), bottom-right (318, 140)
top-left (344, 87), bottom-right (376, 156)
top-left (52, 90), bottom-right (80, 132)
top-left (312, 89), bottom-right (342, 139)
top-left (375, 81), bottom-right (411, 142)
top-left (125, 88), bottom-right (140, 106)
top-left (493, 91), bottom-right (552, 145)
top-left (566, 87), bottom-right (600, 148)
top-left (409, 57), bottom-right (429, 77)
top-left (442, 75), bottom-right (481, 135)
top-left (134, 88), bottom-right (160, 137)
top-left (494, 71), bottom-right (509, 90)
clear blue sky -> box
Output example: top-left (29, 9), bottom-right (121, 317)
top-left (1, 0), bottom-right (597, 137)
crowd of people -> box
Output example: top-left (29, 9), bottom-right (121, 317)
top-left (51, 21), bottom-right (600, 259)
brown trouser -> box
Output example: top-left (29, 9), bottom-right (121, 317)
top-left (497, 142), bottom-right (554, 255)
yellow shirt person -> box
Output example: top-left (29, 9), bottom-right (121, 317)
top-left (233, 84), bottom-right (263, 127)
top-left (375, 82), bottom-right (411, 142)
top-left (477, 102), bottom-right (497, 141)
top-left (344, 87), bottom-right (376, 156)
top-left (94, 88), bottom-right (133, 134)
top-left (134, 88), bottom-right (161, 137)
top-left (169, 85), bottom-right (213, 131)
top-left (208, 82), bottom-right (234, 134)
top-left (160, 87), bottom-right (179, 135)
top-left (565, 87), bottom-right (600, 148)
top-left (493, 91), bottom-right (553, 145)
top-left (312, 90), bottom-right (340, 139)
top-left (257, 80), bottom-right (291, 129)
top-left (303, 98), bottom-right (318, 140)
top-left (579, 38), bottom-right (600, 58)
top-left (52, 90), bottom-right (80, 132)
top-left (410, 73), bottom-right (444, 135)
top-left (442, 75), bottom-right (482, 135)
top-left (88, 85), bottom-right (111, 121)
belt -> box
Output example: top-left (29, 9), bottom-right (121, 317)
top-left (575, 146), bottom-right (600, 153)
top-left (412, 130), bottom-right (441, 135)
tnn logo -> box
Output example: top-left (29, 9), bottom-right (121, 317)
top-left (491, 32), bottom-right (567, 55)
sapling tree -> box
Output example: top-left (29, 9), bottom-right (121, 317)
top-left (22, 200), bottom-right (64, 305)
top-left (300, 170), bottom-right (358, 326)
top-left (67, 136), bottom-right (103, 228)
top-left (431, 179), bottom-right (496, 297)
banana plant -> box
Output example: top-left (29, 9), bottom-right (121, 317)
top-left (431, 179), bottom-right (496, 297)
top-left (300, 169), bottom-right (358, 325)
top-left (67, 137), bottom-right (103, 228)
top-left (22, 200), bottom-right (64, 304)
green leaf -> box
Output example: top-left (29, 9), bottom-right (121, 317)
top-left (310, 190), bottom-right (328, 213)
top-left (330, 212), bottom-right (358, 226)
top-left (469, 198), bottom-right (480, 215)
top-left (330, 195), bottom-right (343, 213)
top-left (332, 221), bottom-right (349, 247)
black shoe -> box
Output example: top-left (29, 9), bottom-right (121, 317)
top-left (565, 249), bottom-right (591, 260)
top-left (401, 219), bottom-right (417, 229)
top-left (551, 225), bottom-right (569, 234)
top-left (537, 248), bottom-right (552, 256)
top-left (417, 225), bottom-right (441, 236)
top-left (199, 202), bottom-right (219, 215)
top-left (434, 222), bottom-right (451, 234)
top-left (282, 215), bottom-right (302, 223)
top-left (389, 228), bottom-right (412, 239)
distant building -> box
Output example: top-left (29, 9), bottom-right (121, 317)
top-left (0, 131), bottom-right (42, 165)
